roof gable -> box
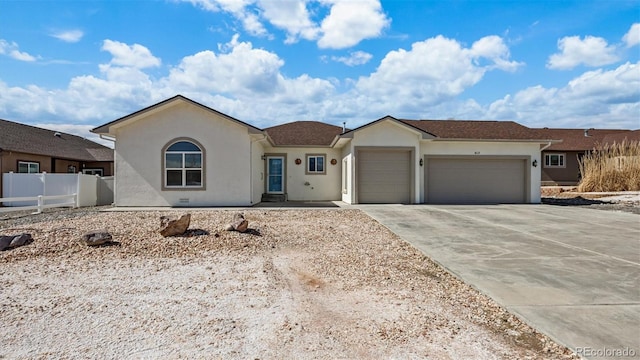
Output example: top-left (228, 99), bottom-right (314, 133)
top-left (0, 119), bottom-right (113, 161)
top-left (341, 116), bottom-right (436, 139)
top-left (92, 95), bottom-right (263, 136)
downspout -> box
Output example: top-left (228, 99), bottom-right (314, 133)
top-left (540, 141), bottom-right (552, 151)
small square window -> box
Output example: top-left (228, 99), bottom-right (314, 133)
top-left (306, 154), bottom-right (326, 174)
top-left (18, 161), bottom-right (39, 173)
top-left (166, 170), bottom-right (183, 186)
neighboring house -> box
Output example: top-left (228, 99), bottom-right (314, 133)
top-left (0, 119), bottom-right (114, 195)
top-left (534, 128), bottom-right (637, 185)
top-left (92, 95), bottom-right (559, 206)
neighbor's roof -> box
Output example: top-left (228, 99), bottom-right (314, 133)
top-left (265, 121), bottom-right (345, 146)
top-left (601, 129), bottom-right (640, 145)
top-left (0, 119), bottom-right (113, 161)
top-left (400, 119), bottom-right (548, 140)
top-left (533, 128), bottom-right (632, 151)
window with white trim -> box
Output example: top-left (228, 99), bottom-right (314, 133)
top-left (544, 153), bottom-right (566, 168)
top-left (18, 161), bottom-right (39, 173)
top-left (306, 154), bottom-right (326, 175)
top-left (164, 140), bottom-right (203, 188)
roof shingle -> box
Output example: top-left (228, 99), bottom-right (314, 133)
top-left (400, 119), bottom-right (548, 140)
top-left (533, 128), bottom-right (632, 151)
top-left (265, 121), bottom-right (344, 146)
top-left (0, 119), bottom-right (114, 161)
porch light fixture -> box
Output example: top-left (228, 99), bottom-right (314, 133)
top-left (419, 159), bottom-right (423, 167)
top-left (532, 159), bottom-right (538, 167)
top-left (261, 155), bottom-right (266, 160)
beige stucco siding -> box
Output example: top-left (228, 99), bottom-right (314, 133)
top-left (113, 102), bottom-right (254, 206)
top-left (421, 141), bottom-right (542, 203)
top-left (347, 120), bottom-right (422, 204)
top-left (261, 146), bottom-right (342, 201)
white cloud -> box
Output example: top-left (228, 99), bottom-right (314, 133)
top-left (354, 35), bottom-right (522, 113)
top-left (623, 23), bottom-right (640, 48)
top-left (178, 0), bottom-right (389, 48)
top-left (547, 35), bottom-right (619, 70)
top-left (488, 62), bottom-right (640, 128)
top-left (258, 0), bottom-right (319, 43)
top-left (331, 51), bottom-right (372, 66)
top-left (101, 40), bottom-right (161, 69)
top-left (50, 29), bottom-right (84, 43)
top-left (317, 0), bottom-right (389, 49)
top-left (0, 39), bottom-right (37, 62)
top-left (0, 36), bottom-right (637, 136)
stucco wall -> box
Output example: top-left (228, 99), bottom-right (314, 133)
top-left (349, 120), bottom-right (422, 203)
top-left (113, 102), bottom-right (254, 206)
top-left (422, 141), bottom-right (542, 203)
top-left (261, 146), bottom-right (342, 201)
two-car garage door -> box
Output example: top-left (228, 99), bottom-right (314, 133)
top-left (426, 157), bottom-right (527, 204)
top-left (356, 151), bottom-right (528, 204)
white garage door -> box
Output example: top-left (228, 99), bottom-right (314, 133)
top-left (426, 158), bottom-right (526, 204)
top-left (358, 150), bottom-right (412, 203)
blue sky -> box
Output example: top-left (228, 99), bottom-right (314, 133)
top-left (0, 0), bottom-right (638, 145)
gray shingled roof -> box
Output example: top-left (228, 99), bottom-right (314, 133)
top-left (0, 119), bottom-right (113, 161)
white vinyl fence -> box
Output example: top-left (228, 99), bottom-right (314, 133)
top-left (1, 172), bottom-right (114, 213)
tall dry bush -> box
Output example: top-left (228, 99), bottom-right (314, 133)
top-left (577, 140), bottom-right (640, 192)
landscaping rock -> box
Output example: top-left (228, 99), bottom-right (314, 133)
top-left (10, 233), bottom-right (32, 248)
top-left (226, 213), bottom-right (248, 233)
top-left (82, 231), bottom-right (113, 246)
top-left (160, 214), bottom-right (191, 237)
top-left (0, 233), bottom-right (32, 251)
top-left (0, 236), bottom-right (12, 251)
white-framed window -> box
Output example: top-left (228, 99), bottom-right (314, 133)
top-left (306, 154), bottom-right (326, 175)
top-left (164, 140), bottom-right (203, 188)
top-left (544, 153), bottom-right (566, 168)
top-left (83, 168), bottom-right (104, 176)
top-left (18, 161), bottom-right (39, 173)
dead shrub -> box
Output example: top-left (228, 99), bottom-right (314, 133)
top-left (577, 140), bottom-right (640, 192)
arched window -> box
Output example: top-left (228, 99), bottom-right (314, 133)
top-left (163, 139), bottom-right (204, 188)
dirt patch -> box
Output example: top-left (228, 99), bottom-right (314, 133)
top-left (0, 209), bottom-right (577, 359)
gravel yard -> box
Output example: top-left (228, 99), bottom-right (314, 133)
top-left (0, 208), bottom-right (577, 359)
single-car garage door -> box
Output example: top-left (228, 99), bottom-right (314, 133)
top-left (426, 157), bottom-right (527, 204)
top-left (358, 149), bottom-right (412, 203)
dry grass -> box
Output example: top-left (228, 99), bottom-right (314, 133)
top-left (578, 140), bottom-right (640, 192)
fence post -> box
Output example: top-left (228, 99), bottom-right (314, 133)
top-left (37, 195), bottom-right (43, 214)
top-left (76, 173), bottom-right (81, 208)
top-left (42, 171), bottom-right (47, 197)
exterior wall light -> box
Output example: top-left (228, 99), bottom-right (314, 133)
top-left (419, 158), bottom-right (424, 167)
top-left (532, 159), bottom-right (538, 167)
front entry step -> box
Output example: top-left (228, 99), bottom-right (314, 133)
top-left (261, 193), bottom-right (287, 202)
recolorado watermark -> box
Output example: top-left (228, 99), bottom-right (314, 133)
top-left (575, 347), bottom-right (637, 358)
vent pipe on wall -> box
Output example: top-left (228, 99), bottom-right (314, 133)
top-left (342, 122), bottom-right (346, 133)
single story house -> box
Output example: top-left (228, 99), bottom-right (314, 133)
top-left (534, 128), bottom-right (639, 186)
top-left (92, 95), bottom-right (561, 206)
top-left (0, 119), bottom-right (114, 195)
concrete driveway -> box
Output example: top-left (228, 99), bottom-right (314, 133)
top-left (361, 204), bottom-right (640, 359)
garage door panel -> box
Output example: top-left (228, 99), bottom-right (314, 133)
top-left (427, 158), bottom-right (526, 204)
top-left (358, 150), bottom-right (411, 204)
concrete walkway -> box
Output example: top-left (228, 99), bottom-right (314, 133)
top-left (360, 204), bottom-right (640, 359)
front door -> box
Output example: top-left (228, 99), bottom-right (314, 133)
top-left (267, 156), bottom-right (285, 194)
